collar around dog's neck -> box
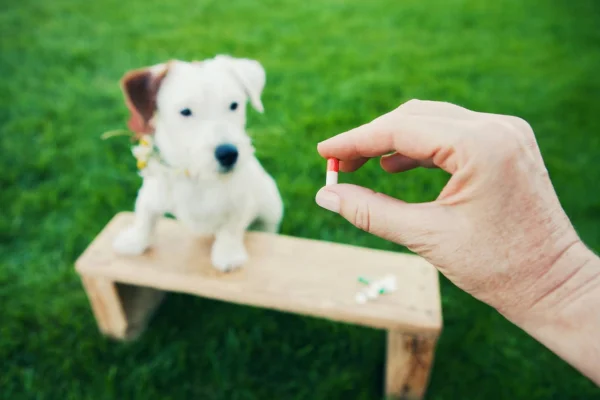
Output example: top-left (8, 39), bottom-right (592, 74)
top-left (132, 134), bottom-right (191, 177)
top-left (101, 129), bottom-right (191, 178)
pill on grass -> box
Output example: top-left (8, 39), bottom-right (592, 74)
top-left (326, 158), bottom-right (339, 185)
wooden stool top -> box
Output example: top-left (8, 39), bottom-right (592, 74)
top-left (76, 212), bottom-right (443, 335)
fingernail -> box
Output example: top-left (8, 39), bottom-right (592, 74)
top-left (316, 189), bottom-right (340, 213)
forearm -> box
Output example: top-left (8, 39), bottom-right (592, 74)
top-left (507, 241), bottom-right (600, 384)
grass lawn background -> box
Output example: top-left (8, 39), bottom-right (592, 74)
top-left (1, 0), bottom-right (599, 398)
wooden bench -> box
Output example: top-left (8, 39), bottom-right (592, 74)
top-left (75, 212), bottom-right (443, 399)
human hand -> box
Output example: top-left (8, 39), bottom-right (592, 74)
top-left (315, 99), bottom-right (590, 323)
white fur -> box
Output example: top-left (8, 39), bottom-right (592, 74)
top-left (113, 56), bottom-right (283, 272)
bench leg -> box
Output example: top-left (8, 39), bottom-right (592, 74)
top-left (385, 331), bottom-right (438, 400)
top-left (80, 276), bottom-right (165, 340)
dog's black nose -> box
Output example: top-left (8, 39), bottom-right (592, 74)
top-left (215, 144), bottom-right (238, 168)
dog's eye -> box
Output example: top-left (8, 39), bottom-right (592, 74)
top-left (229, 102), bottom-right (238, 111)
top-left (180, 108), bottom-right (192, 117)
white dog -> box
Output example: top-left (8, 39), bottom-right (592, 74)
top-left (112, 55), bottom-right (284, 272)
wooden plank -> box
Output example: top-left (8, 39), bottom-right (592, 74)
top-left (79, 276), bottom-right (128, 338)
top-left (116, 283), bottom-right (166, 340)
top-left (80, 276), bottom-right (166, 340)
top-left (75, 212), bottom-right (442, 334)
top-left (385, 332), bottom-right (438, 399)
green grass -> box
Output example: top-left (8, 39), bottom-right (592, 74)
top-left (1, 0), bottom-right (599, 398)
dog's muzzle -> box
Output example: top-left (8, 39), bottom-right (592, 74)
top-left (215, 143), bottom-right (238, 171)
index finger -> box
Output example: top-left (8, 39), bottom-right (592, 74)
top-left (317, 113), bottom-right (460, 173)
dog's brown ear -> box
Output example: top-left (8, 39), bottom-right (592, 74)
top-left (120, 63), bottom-right (169, 135)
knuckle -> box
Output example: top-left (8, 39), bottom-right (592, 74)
top-left (505, 116), bottom-right (540, 152)
top-left (353, 201), bottom-right (372, 233)
top-left (397, 98), bottom-right (423, 113)
top-left (471, 120), bottom-right (524, 162)
top-left (506, 116), bottom-right (534, 137)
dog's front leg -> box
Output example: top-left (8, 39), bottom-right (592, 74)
top-left (210, 204), bottom-right (255, 272)
top-left (113, 180), bottom-right (163, 255)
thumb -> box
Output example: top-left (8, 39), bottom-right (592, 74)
top-left (315, 184), bottom-right (446, 246)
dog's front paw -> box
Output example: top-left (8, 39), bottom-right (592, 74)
top-left (211, 237), bottom-right (248, 272)
top-left (112, 227), bottom-right (151, 256)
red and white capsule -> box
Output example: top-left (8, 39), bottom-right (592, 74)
top-left (326, 158), bottom-right (339, 185)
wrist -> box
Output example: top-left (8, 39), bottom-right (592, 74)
top-left (502, 241), bottom-right (600, 384)
top-left (510, 240), bottom-right (599, 325)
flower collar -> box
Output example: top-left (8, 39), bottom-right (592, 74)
top-left (102, 130), bottom-right (190, 177)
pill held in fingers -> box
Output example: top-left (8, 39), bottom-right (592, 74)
top-left (326, 158), bottom-right (339, 185)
